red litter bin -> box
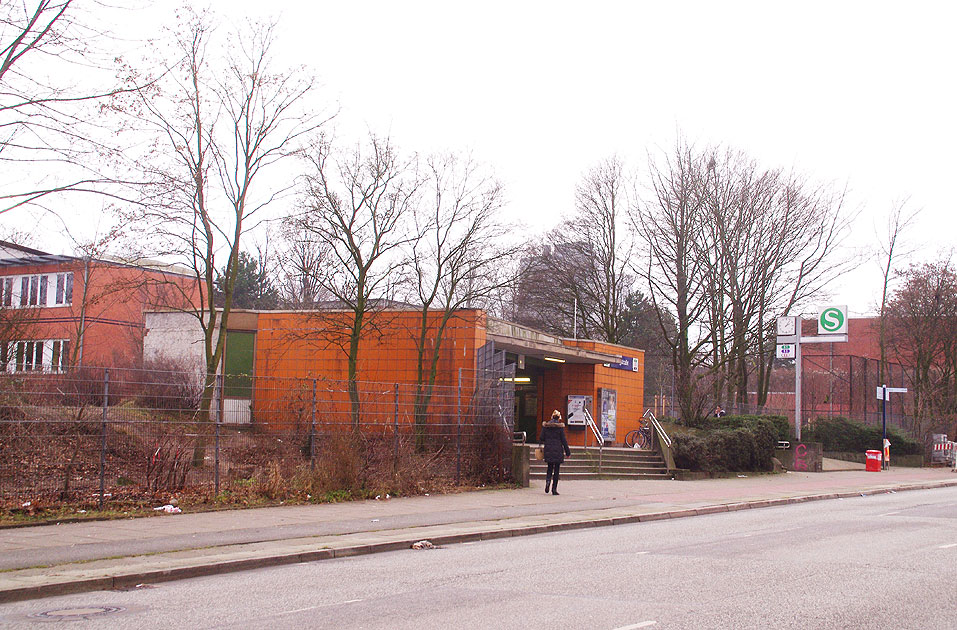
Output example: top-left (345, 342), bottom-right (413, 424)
top-left (865, 450), bottom-right (883, 472)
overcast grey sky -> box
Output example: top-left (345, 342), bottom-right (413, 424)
top-left (207, 0), bottom-right (957, 316)
top-left (16, 1), bottom-right (955, 317)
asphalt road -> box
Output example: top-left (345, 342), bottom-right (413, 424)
top-left (2, 487), bottom-right (956, 629)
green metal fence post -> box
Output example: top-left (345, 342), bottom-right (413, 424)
top-left (99, 369), bottom-right (109, 510)
top-left (215, 373), bottom-right (222, 496)
top-left (456, 368), bottom-right (462, 485)
top-left (393, 383), bottom-right (399, 475)
top-left (311, 379), bottom-right (317, 469)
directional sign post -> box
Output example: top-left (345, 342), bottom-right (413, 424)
top-left (777, 308), bottom-right (850, 441)
top-left (877, 385), bottom-right (907, 470)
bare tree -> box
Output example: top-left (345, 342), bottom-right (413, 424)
top-left (746, 174), bottom-right (855, 409)
top-left (568, 157), bottom-right (634, 343)
top-left (698, 149), bottom-right (854, 410)
top-left (406, 152), bottom-right (515, 445)
top-left (633, 138), bottom-right (855, 420)
top-left (876, 198), bottom-right (920, 385)
top-left (1, 1), bottom-right (145, 214)
top-left (508, 158), bottom-right (635, 344)
top-left (631, 140), bottom-right (713, 421)
top-left (294, 134), bottom-right (421, 428)
top-left (275, 222), bottom-right (330, 308)
top-left (131, 11), bottom-right (325, 449)
top-left (886, 258), bottom-right (957, 435)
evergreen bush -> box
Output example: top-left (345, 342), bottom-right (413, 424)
top-left (803, 416), bottom-right (921, 455)
top-left (671, 415), bottom-right (779, 472)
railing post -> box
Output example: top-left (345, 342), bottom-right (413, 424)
top-left (99, 369), bottom-right (109, 511)
top-left (393, 383), bottom-right (399, 475)
top-left (456, 368), bottom-right (462, 485)
top-left (598, 437), bottom-right (602, 476)
top-left (310, 379), bottom-right (317, 469)
top-left (214, 373), bottom-right (222, 496)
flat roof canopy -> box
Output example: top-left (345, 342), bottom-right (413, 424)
top-left (0, 254), bottom-right (75, 268)
top-left (487, 318), bottom-right (621, 365)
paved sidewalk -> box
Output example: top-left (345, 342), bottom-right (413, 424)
top-left (1, 466), bottom-right (955, 603)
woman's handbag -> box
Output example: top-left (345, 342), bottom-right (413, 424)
top-left (534, 447), bottom-right (544, 460)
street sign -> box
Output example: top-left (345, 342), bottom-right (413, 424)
top-left (818, 305), bottom-right (848, 335)
top-left (876, 386), bottom-right (908, 400)
top-left (776, 343), bottom-right (795, 359)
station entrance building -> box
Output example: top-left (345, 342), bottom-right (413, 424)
top-left (144, 308), bottom-right (646, 445)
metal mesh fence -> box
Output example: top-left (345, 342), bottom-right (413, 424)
top-left (642, 353), bottom-right (927, 436)
top-left (0, 365), bottom-right (515, 506)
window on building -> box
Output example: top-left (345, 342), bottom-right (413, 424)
top-left (19, 275), bottom-right (43, 307)
top-left (0, 277), bottom-right (11, 307)
top-left (51, 340), bottom-right (70, 372)
top-left (55, 273), bottom-right (73, 305)
top-left (10, 339), bottom-right (70, 373)
top-left (15, 341), bottom-right (43, 371)
top-left (1, 272), bottom-right (69, 308)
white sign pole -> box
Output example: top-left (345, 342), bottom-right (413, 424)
top-left (778, 310), bottom-right (849, 443)
top-left (795, 324), bottom-right (802, 441)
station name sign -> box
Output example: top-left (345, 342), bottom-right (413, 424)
top-left (605, 356), bottom-right (640, 372)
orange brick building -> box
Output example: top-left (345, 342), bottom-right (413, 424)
top-left (144, 307), bottom-right (646, 444)
top-left (1, 241), bottom-right (199, 370)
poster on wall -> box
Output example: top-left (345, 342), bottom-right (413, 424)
top-left (566, 395), bottom-right (592, 426)
top-left (599, 388), bottom-right (617, 441)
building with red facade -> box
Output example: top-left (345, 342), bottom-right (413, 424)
top-left (0, 241), bottom-right (199, 371)
top-left (144, 308), bottom-right (647, 445)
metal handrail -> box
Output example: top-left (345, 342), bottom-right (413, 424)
top-left (584, 408), bottom-right (604, 447)
top-left (643, 408), bottom-right (671, 448)
top-left (583, 407), bottom-right (604, 475)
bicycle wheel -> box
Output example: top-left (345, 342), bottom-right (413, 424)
top-left (635, 430), bottom-right (651, 449)
top-left (624, 429), bottom-right (641, 448)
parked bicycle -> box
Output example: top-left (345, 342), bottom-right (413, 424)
top-left (624, 418), bottom-right (653, 449)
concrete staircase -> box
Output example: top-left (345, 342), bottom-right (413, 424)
top-left (529, 445), bottom-right (672, 481)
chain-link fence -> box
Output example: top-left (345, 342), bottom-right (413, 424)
top-left (0, 365), bottom-right (516, 506)
top-left (642, 353), bottom-right (933, 438)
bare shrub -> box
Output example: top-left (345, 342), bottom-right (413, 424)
top-left (131, 361), bottom-right (203, 412)
top-left (145, 435), bottom-right (192, 493)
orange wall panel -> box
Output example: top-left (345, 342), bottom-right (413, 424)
top-left (251, 309), bottom-right (486, 431)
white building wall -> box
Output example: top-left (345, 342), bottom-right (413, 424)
top-left (143, 311), bottom-right (251, 424)
top-left (143, 311), bottom-right (210, 377)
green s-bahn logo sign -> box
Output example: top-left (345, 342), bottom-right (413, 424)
top-left (818, 306), bottom-right (847, 334)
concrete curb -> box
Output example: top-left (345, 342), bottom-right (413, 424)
top-left (2, 479), bottom-right (956, 604)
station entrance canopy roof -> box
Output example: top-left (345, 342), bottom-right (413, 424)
top-left (486, 318), bottom-right (621, 365)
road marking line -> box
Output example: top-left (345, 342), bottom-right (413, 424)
top-left (636, 551), bottom-right (649, 555)
top-left (939, 543), bottom-right (957, 549)
top-left (613, 622), bottom-right (657, 629)
top-left (277, 606), bottom-right (321, 616)
top-left (879, 511), bottom-right (901, 516)
top-left (277, 599), bottom-right (363, 616)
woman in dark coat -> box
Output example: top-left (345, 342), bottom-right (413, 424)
top-left (541, 410), bottom-right (571, 495)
